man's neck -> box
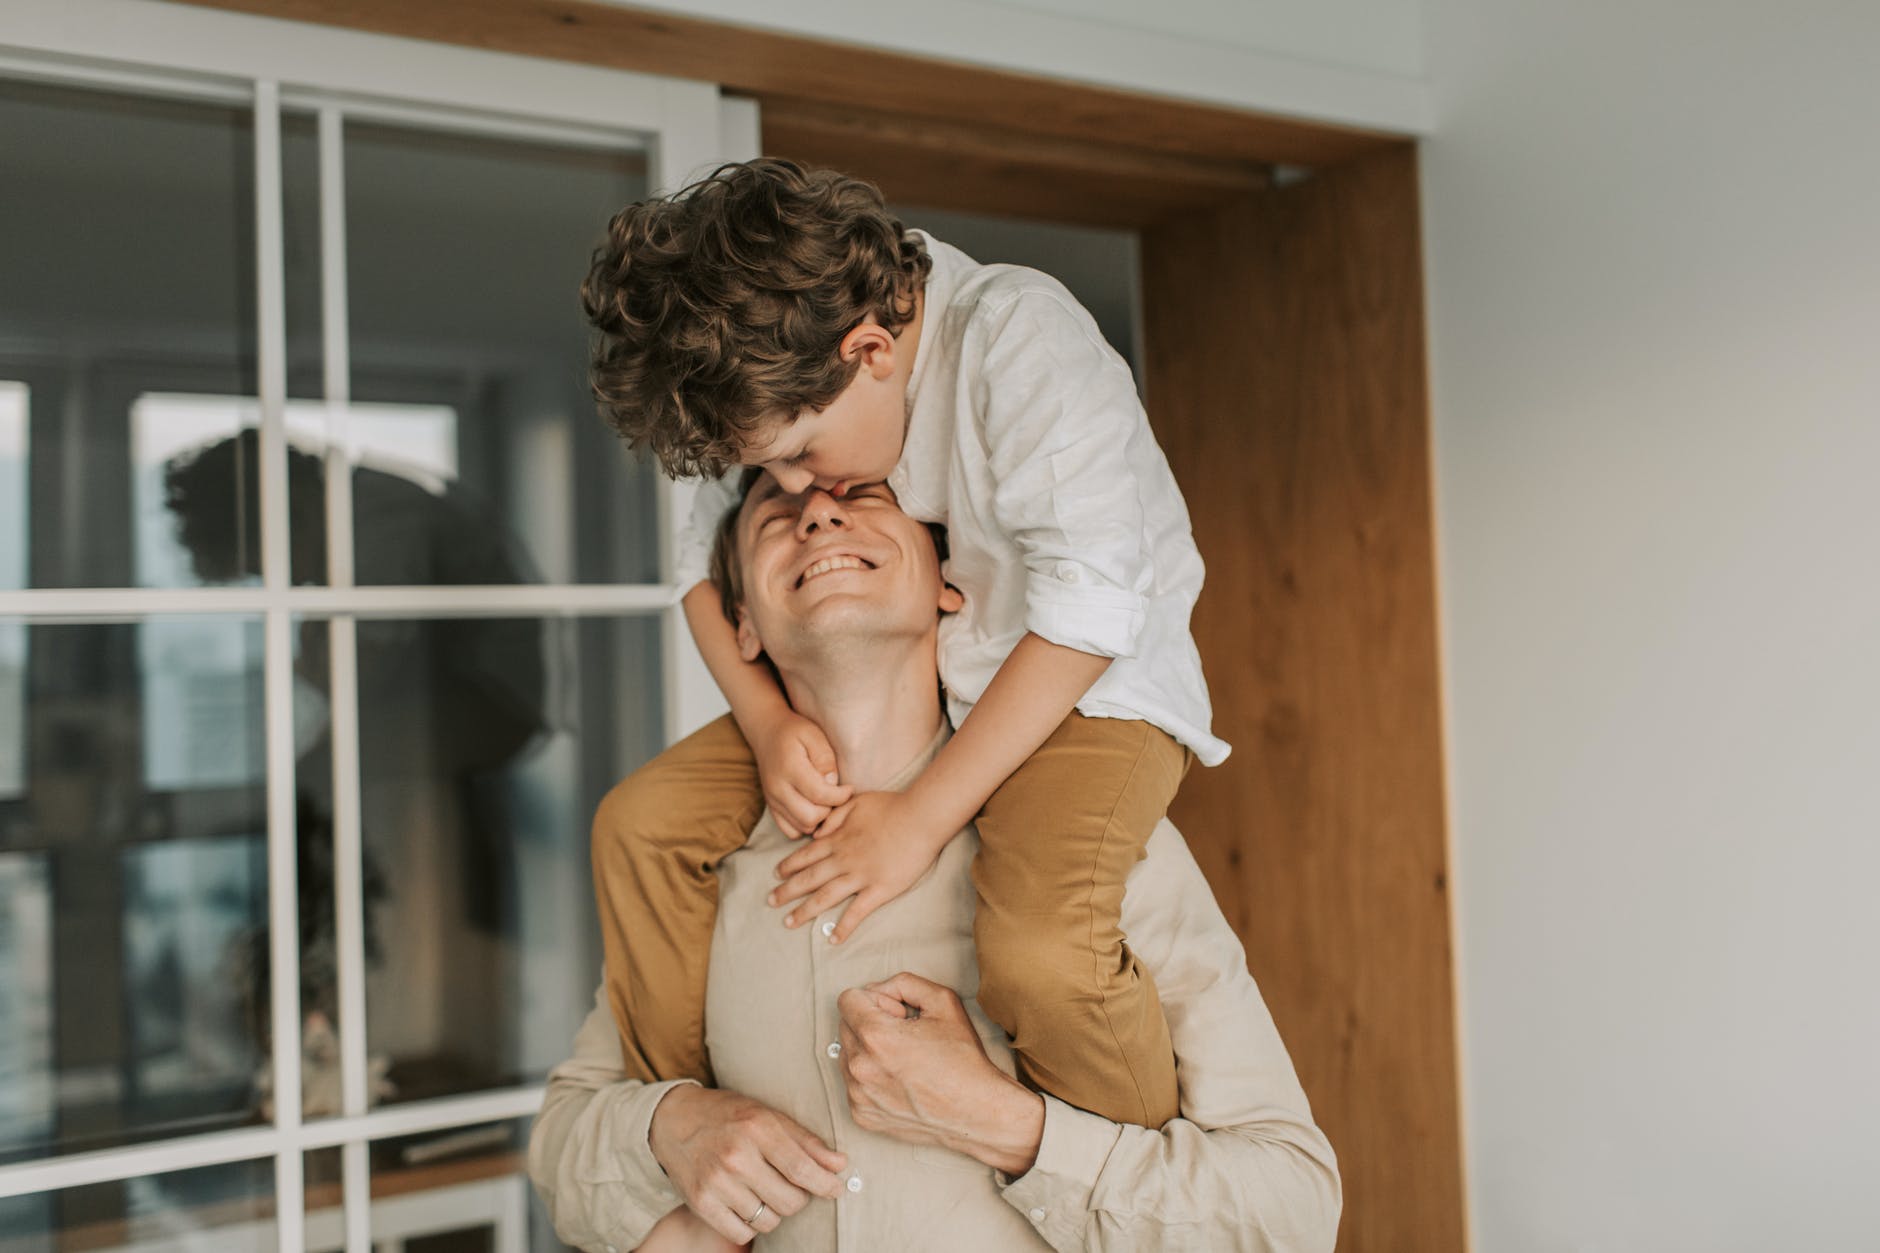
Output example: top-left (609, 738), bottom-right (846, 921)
top-left (778, 641), bottom-right (944, 792)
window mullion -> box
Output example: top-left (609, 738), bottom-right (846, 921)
top-left (317, 101), bottom-right (374, 1253)
top-left (256, 76), bottom-right (308, 1253)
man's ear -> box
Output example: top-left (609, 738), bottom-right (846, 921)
top-left (937, 581), bottom-right (964, 614)
top-left (735, 608), bottom-right (764, 663)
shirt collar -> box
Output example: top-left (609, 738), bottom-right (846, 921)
top-left (901, 228), bottom-right (955, 412)
top-left (878, 716), bottom-right (953, 794)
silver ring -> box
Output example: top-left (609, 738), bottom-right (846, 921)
top-left (745, 1201), bottom-right (768, 1225)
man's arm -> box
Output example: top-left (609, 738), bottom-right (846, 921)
top-left (530, 984), bottom-right (851, 1251)
top-left (839, 822), bottom-right (1341, 1253)
top-left (527, 985), bottom-right (698, 1252)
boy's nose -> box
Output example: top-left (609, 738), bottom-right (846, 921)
top-left (769, 464), bottom-right (814, 494)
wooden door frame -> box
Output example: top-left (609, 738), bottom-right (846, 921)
top-left (178, 4), bottom-right (1465, 1248)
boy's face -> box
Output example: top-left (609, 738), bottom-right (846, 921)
top-left (738, 319), bottom-right (910, 496)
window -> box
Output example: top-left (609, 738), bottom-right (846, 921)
top-left (0, 4), bottom-right (734, 1248)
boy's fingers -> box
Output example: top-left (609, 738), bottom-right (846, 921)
top-left (811, 801), bottom-right (855, 839)
top-left (779, 792), bottom-right (831, 835)
top-left (803, 734), bottom-right (840, 779)
top-left (798, 769), bottom-right (853, 809)
top-left (769, 859), bottom-right (839, 908)
top-left (832, 888), bottom-right (886, 944)
top-left (786, 876), bottom-right (857, 929)
top-left (776, 838), bottom-right (835, 879)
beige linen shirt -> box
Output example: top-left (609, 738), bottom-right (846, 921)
top-left (530, 726), bottom-right (1338, 1251)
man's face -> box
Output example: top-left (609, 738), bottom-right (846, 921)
top-left (732, 478), bottom-right (959, 666)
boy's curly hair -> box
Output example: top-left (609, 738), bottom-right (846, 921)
top-left (582, 158), bottom-right (932, 479)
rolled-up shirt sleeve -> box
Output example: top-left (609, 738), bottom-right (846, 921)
top-left (671, 470), bottom-right (743, 598)
top-left (998, 823), bottom-right (1342, 1252)
top-left (974, 291), bottom-right (1154, 660)
top-left (527, 983), bottom-right (698, 1252)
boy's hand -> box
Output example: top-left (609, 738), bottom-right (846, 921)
top-left (767, 791), bottom-right (954, 942)
top-left (752, 709), bottom-right (854, 837)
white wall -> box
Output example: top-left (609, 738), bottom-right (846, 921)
top-left (597, 0), bottom-right (1430, 134)
top-left (1419, 1), bottom-right (1880, 1248)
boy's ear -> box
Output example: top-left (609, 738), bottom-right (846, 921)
top-left (937, 581), bottom-right (964, 614)
top-left (734, 608), bottom-right (764, 663)
top-left (839, 320), bottom-right (897, 378)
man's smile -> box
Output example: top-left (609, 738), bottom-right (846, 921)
top-left (794, 552), bottom-right (877, 588)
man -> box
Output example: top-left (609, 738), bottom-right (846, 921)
top-left (528, 476), bottom-right (1339, 1251)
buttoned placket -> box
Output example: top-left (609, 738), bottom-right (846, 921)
top-left (808, 903), bottom-right (863, 1247)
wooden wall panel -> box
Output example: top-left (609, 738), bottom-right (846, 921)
top-left (178, 0), bottom-right (1401, 167)
top-left (1142, 147), bottom-right (1464, 1252)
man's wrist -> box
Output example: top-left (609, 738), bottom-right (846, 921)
top-left (950, 1080), bottom-right (1045, 1176)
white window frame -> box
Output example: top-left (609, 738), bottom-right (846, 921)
top-left (0, 2), bottom-right (755, 1248)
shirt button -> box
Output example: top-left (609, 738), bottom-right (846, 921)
top-left (820, 920), bottom-right (836, 938)
top-left (826, 1041), bottom-right (842, 1059)
top-left (1028, 1207), bottom-right (1047, 1222)
top-left (1055, 562), bottom-right (1081, 584)
top-left (846, 1174), bottom-right (864, 1193)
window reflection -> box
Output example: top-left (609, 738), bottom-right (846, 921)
top-left (0, 620), bottom-right (270, 1163)
top-left (0, 853), bottom-right (53, 1161)
top-left (122, 838), bottom-right (267, 1126)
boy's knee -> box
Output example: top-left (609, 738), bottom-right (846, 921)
top-left (975, 914), bottom-right (1092, 1010)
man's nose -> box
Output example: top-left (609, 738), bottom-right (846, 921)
top-left (795, 489), bottom-right (850, 539)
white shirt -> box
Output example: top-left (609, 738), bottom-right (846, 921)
top-left (674, 231), bottom-right (1230, 766)
top-left (529, 724), bottom-right (1340, 1251)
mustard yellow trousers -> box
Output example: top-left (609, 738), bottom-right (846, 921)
top-left (590, 710), bottom-right (1190, 1127)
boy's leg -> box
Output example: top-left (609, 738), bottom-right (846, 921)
top-left (591, 713), bottom-right (764, 1085)
top-left (972, 713), bottom-right (1192, 1128)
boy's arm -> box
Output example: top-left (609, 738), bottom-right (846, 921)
top-left (683, 581), bottom-right (851, 835)
top-left (903, 632), bottom-right (1109, 841)
top-left (772, 633), bottom-right (1108, 939)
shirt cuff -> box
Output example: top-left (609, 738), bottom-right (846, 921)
top-left (593, 1079), bottom-right (698, 1226)
top-left (1023, 565), bottom-right (1147, 659)
top-left (1000, 1094), bottom-right (1123, 1247)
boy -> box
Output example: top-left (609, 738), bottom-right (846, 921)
top-left (583, 159), bottom-right (1228, 1129)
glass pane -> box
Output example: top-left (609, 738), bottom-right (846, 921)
top-left (303, 1124), bottom-right (573, 1251)
top-left (0, 1157), bottom-right (275, 1252)
top-left (0, 619), bottom-right (271, 1163)
top-left (303, 1146), bottom-right (345, 1251)
top-left (365, 1119), bottom-right (534, 1252)
top-left (343, 122), bottom-right (657, 586)
top-left (320, 616), bottom-right (660, 1107)
top-left (0, 80), bottom-right (321, 589)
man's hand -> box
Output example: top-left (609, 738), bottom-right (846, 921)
top-left (836, 973), bottom-right (1045, 1176)
top-left (647, 1084), bottom-right (848, 1244)
top-left (769, 791), bottom-right (952, 941)
top-left (751, 707), bottom-right (853, 837)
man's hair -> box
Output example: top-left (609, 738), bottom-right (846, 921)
top-left (706, 472), bottom-right (949, 627)
top-left (582, 158), bottom-right (932, 479)
top-left (706, 468), bottom-right (767, 625)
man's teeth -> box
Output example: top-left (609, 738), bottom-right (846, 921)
top-left (800, 555), bottom-right (868, 583)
